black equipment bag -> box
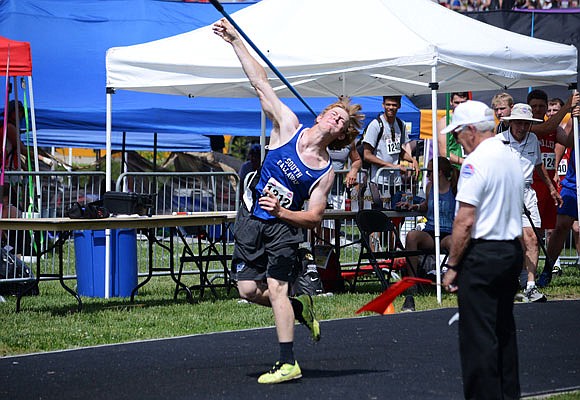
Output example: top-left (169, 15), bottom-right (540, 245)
top-left (67, 200), bottom-right (110, 219)
top-left (0, 247), bottom-right (39, 296)
top-left (291, 247), bottom-right (324, 297)
top-left (103, 191), bottom-right (156, 216)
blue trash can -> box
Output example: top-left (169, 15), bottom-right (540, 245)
top-left (74, 229), bottom-right (138, 298)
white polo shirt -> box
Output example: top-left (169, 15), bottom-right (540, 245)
top-left (456, 136), bottom-right (524, 240)
top-left (498, 129), bottom-right (541, 185)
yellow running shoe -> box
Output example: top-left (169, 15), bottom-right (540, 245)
top-left (296, 294), bottom-right (321, 341)
top-left (258, 361), bottom-right (302, 384)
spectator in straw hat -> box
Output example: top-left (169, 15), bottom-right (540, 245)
top-left (497, 103), bottom-right (562, 302)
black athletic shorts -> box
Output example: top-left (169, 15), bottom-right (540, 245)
top-left (232, 204), bottom-right (303, 282)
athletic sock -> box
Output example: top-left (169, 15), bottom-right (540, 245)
top-left (279, 342), bottom-right (295, 365)
top-left (526, 281), bottom-right (536, 290)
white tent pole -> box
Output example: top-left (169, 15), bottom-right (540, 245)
top-left (106, 91), bottom-right (113, 191)
top-left (431, 66), bottom-right (442, 304)
top-left (27, 77), bottom-right (42, 213)
top-left (105, 90), bottom-right (113, 299)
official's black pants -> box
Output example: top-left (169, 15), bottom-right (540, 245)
top-left (457, 239), bottom-right (523, 400)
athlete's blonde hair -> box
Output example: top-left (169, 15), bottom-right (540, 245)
top-left (320, 96), bottom-right (365, 150)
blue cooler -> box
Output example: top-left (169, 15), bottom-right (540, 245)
top-left (74, 229), bottom-right (138, 297)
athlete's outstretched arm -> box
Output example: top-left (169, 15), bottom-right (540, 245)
top-left (213, 18), bottom-right (298, 145)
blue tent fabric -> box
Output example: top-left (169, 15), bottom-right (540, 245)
top-left (22, 129), bottom-right (211, 152)
top-left (1, 0), bottom-right (420, 150)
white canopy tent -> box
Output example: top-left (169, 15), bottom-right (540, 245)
top-left (106, 0), bottom-right (577, 96)
top-left (106, 0), bottom-right (578, 300)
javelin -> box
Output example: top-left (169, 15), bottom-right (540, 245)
top-left (209, 0), bottom-right (317, 118)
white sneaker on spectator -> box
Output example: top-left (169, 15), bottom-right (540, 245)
top-left (524, 286), bottom-right (547, 303)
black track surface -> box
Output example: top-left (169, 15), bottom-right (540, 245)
top-left (1, 300), bottom-right (578, 399)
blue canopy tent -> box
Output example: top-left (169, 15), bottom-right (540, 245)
top-left (0, 0), bottom-right (420, 151)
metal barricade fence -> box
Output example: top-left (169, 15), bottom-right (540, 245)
top-left (373, 166), bottom-right (421, 208)
top-left (372, 166), bottom-right (422, 246)
top-left (539, 231), bottom-right (579, 269)
top-left (315, 167), bottom-right (428, 268)
top-left (1, 171), bottom-right (106, 289)
top-left (318, 169), bottom-right (364, 267)
top-left (116, 171), bottom-right (239, 279)
top-left (1, 168), bottom-right (577, 294)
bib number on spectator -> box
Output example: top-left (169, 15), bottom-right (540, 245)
top-left (385, 138), bottom-right (401, 155)
top-left (542, 152), bottom-right (556, 170)
top-left (558, 158), bottom-right (568, 176)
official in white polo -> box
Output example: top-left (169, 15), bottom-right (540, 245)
top-left (442, 100), bottom-right (524, 400)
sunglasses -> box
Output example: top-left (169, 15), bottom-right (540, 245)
top-left (452, 125), bottom-right (469, 141)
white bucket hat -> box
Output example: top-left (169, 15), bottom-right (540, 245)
top-left (441, 100), bottom-right (495, 134)
top-left (501, 103), bottom-right (543, 122)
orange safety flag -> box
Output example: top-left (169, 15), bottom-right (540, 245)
top-left (355, 277), bottom-right (433, 315)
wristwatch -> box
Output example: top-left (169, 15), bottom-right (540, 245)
top-left (443, 263), bottom-right (459, 271)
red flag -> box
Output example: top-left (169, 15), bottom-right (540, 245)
top-left (355, 277), bottom-right (434, 315)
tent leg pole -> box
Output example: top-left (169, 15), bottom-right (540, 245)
top-left (430, 66), bottom-right (442, 305)
top-left (105, 89), bottom-right (114, 299)
top-left (27, 77), bottom-right (42, 213)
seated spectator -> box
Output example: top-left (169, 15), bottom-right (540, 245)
top-left (1, 185), bottom-right (21, 219)
top-left (396, 156), bottom-right (458, 312)
top-left (484, 0), bottom-right (516, 10)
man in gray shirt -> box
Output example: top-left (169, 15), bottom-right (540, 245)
top-left (362, 96), bottom-right (418, 187)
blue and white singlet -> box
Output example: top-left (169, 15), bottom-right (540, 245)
top-left (253, 127), bottom-right (332, 221)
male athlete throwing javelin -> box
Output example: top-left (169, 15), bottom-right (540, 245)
top-left (213, 18), bottom-right (364, 384)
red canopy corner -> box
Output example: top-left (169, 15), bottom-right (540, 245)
top-left (0, 36), bottom-right (32, 76)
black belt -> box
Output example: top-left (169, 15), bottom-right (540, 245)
top-left (471, 238), bottom-right (518, 244)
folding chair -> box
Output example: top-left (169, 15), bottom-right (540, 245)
top-left (351, 209), bottom-right (427, 291)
